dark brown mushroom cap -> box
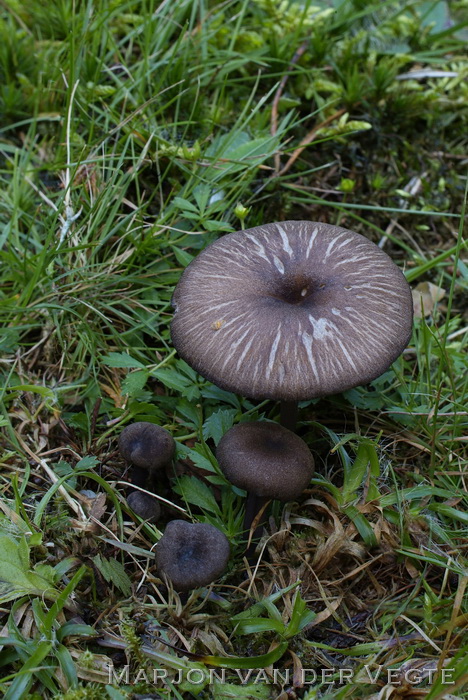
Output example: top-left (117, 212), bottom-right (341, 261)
top-left (118, 422), bottom-right (175, 471)
top-left (127, 491), bottom-right (161, 523)
top-left (171, 221), bottom-right (413, 400)
top-left (217, 422), bottom-right (314, 502)
top-left (155, 520), bottom-right (230, 591)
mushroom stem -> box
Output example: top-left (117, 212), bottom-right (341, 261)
top-left (243, 493), bottom-right (270, 565)
top-left (280, 400), bottom-right (298, 431)
top-left (244, 492), bottom-right (268, 537)
top-left (129, 465), bottom-right (148, 491)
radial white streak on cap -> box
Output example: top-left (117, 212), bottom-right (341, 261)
top-left (273, 255), bottom-right (285, 274)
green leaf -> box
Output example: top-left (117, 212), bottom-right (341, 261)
top-left (200, 641), bottom-right (288, 669)
top-left (420, 0), bottom-right (452, 33)
top-left (75, 455), bottom-right (100, 470)
top-left (55, 643), bottom-right (78, 687)
top-left (193, 184), bottom-right (211, 213)
top-left (427, 504), bottom-right (468, 524)
top-left (33, 564), bottom-right (58, 585)
top-left (127, 401), bottom-right (167, 420)
top-left (343, 387), bottom-right (388, 410)
top-left (234, 617), bottom-right (286, 635)
top-left (304, 639), bottom-right (392, 656)
top-left (43, 565), bottom-right (88, 630)
top-left (395, 548), bottom-right (466, 575)
top-left (3, 639), bottom-right (53, 700)
top-left (173, 196), bottom-right (199, 213)
top-left (101, 352), bottom-right (146, 369)
top-left (343, 505), bottom-right (378, 547)
top-left (121, 369), bottom-right (149, 396)
top-left (0, 535), bottom-right (59, 605)
top-left (176, 442), bottom-right (218, 474)
top-left (176, 399), bottom-right (200, 428)
top-left (284, 590), bottom-right (316, 638)
top-left (0, 328), bottom-right (20, 352)
top-left (174, 475), bottom-right (221, 516)
top-left (232, 582), bottom-right (300, 624)
top-left (66, 412), bottom-right (89, 433)
top-left (203, 219), bottom-right (234, 232)
top-left (151, 366), bottom-right (200, 399)
top-left (424, 647), bottom-right (468, 699)
top-left (202, 409), bottom-right (237, 445)
top-left (201, 385), bottom-right (241, 407)
top-left (205, 132), bottom-right (280, 178)
top-left (54, 460), bottom-right (76, 488)
top-left (57, 623), bottom-right (97, 642)
top-left (172, 246), bottom-right (195, 267)
top-left (341, 441), bottom-right (371, 503)
top-left (380, 485), bottom-right (455, 506)
top-left (92, 555), bottom-right (132, 597)
top-left (8, 384), bottom-right (55, 398)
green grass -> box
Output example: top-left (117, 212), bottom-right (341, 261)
top-left (0, 0), bottom-right (467, 698)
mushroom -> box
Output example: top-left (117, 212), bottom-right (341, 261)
top-left (155, 520), bottom-right (230, 591)
top-left (217, 421), bottom-right (314, 540)
top-left (171, 221), bottom-right (413, 428)
top-left (118, 421), bottom-right (175, 495)
top-left (126, 490), bottom-right (161, 523)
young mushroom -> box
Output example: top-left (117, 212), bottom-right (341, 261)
top-left (171, 221), bottom-right (413, 429)
top-left (119, 421), bottom-right (175, 486)
top-left (216, 421), bottom-right (314, 542)
top-left (119, 422), bottom-right (175, 518)
top-left (126, 490), bottom-right (161, 523)
top-left (155, 520), bottom-right (230, 591)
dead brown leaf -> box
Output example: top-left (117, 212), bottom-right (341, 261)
top-left (412, 281), bottom-right (445, 318)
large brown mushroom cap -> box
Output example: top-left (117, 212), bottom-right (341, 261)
top-left (217, 422), bottom-right (314, 502)
top-left (155, 520), bottom-right (230, 591)
top-left (118, 422), bottom-right (175, 471)
top-left (171, 221), bottom-right (413, 400)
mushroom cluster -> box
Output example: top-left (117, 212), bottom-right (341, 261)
top-left (119, 421), bottom-right (230, 590)
top-left (119, 421), bottom-right (175, 522)
top-left (118, 220), bottom-right (413, 587)
top-left (169, 220), bottom-right (412, 547)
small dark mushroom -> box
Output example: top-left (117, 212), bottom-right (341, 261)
top-left (155, 520), bottom-right (230, 591)
top-left (217, 421), bottom-right (314, 543)
top-left (126, 490), bottom-right (161, 523)
top-left (119, 421), bottom-right (175, 490)
top-left (171, 221), bottom-right (413, 429)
